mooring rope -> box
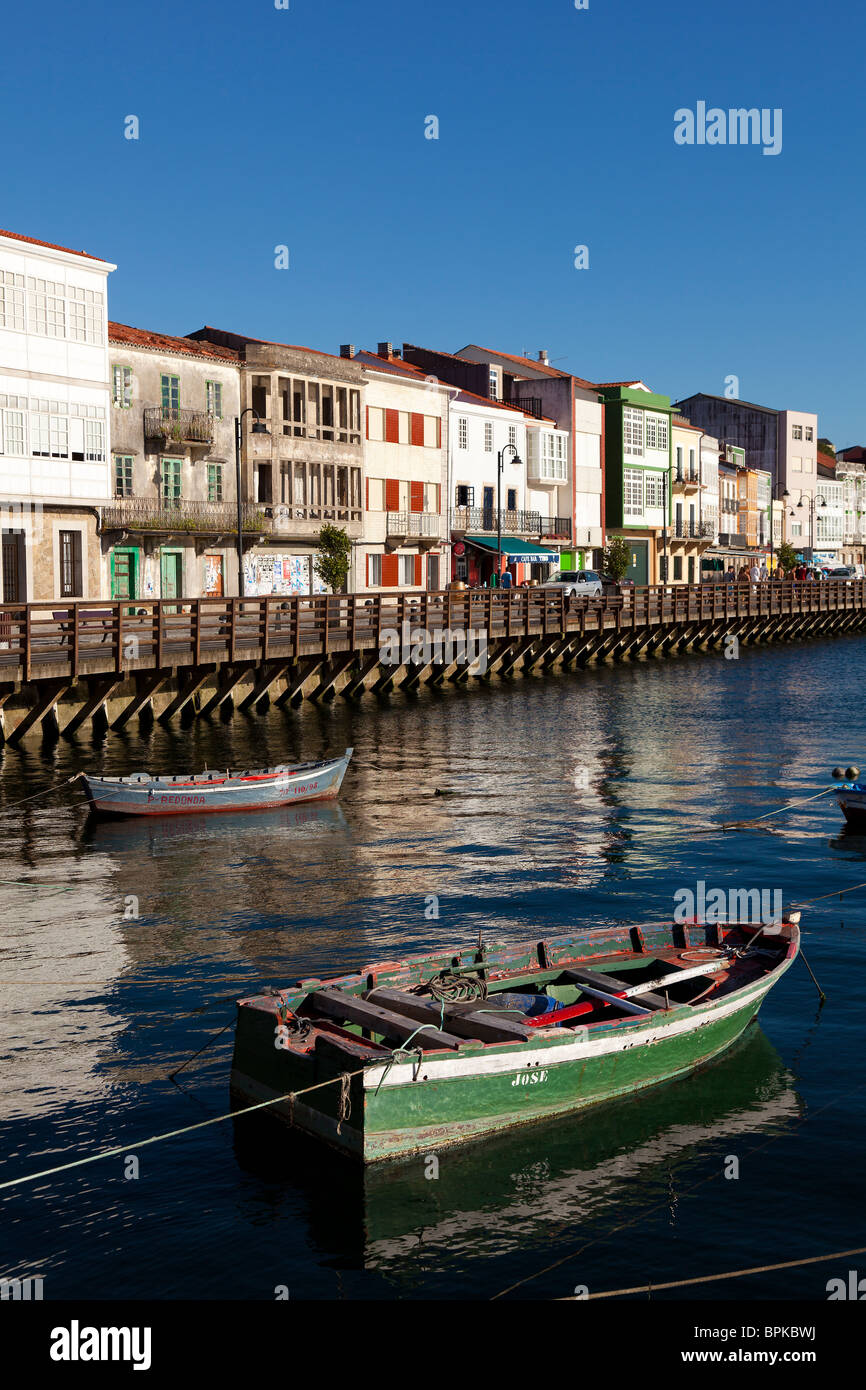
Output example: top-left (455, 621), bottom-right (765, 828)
top-left (0, 774), bottom-right (81, 816)
top-left (558, 1244), bottom-right (866, 1300)
top-left (721, 785), bottom-right (834, 830)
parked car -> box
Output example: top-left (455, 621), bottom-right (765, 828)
top-left (827, 566), bottom-right (858, 583)
top-left (542, 569), bottom-right (603, 597)
top-left (600, 573), bottom-right (635, 595)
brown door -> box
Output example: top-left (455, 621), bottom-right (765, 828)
top-left (205, 554), bottom-right (224, 597)
top-left (2, 534), bottom-right (23, 602)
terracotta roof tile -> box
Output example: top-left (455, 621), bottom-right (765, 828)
top-left (109, 321), bottom-right (241, 362)
top-left (0, 227), bottom-right (107, 262)
top-left (459, 344), bottom-right (599, 389)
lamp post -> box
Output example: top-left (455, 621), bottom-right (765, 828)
top-left (496, 441), bottom-right (522, 583)
top-left (788, 491), bottom-right (826, 559)
top-left (234, 408), bottom-right (269, 597)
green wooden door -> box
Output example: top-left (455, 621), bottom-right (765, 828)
top-left (625, 540), bottom-right (649, 586)
top-left (160, 549), bottom-right (182, 604)
top-left (111, 547), bottom-right (139, 602)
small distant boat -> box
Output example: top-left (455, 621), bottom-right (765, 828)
top-left (832, 765), bottom-right (866, 829)
top-left (81, 748), bottom-right (352, 817)
top-left (231, 912), bottom-right (800, 1163)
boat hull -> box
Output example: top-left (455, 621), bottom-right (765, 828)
top-left (231, 937), bottom-right (795, 1162)
top-left (836, 787), bottom-right (866, 829)
top-left (82, 750), bottom-right (352, 817)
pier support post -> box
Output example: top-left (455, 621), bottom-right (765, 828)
top-left (5, 681), bottom-right (71, 745)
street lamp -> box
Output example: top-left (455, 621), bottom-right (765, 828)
top-left (787, 491), bottom-right (826, 559)
top-left (496, 442), bottom-right (522, 583)
top-left (769, 487), bottom-right (789, 571)
top-left (234, 408), bottom-right (269, 597)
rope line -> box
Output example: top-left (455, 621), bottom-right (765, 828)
top-left (559, 1245), bottom-right (866, 1300)
top-left (0, 1064), bottom-right (372, 1195)
top-left (721, 786), bottom-right (834, 829)
top-left (0, 775), bottom-right (80, 816)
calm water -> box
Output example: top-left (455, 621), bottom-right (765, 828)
top-left (1, 636), bottom-right (865, 1301)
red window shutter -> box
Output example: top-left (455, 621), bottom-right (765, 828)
top-left (365, 478), bottom-right (369, 510)
top-left (414, 554), bottom-right (422, 586)
top-left (385, 409), bottom-right (399, 443)
top-left (365, 553), bottom-right (369, 587)
top-left (385, 478), bottom-right (400, 511)
top-left (410, 481), bottom-right (424, 513)
top-left (366, 406), bottom-right (370, 439)
top-left (436, 418), bottom-right (441, 448)
top-left (382, 554), bottom-right (399, 587)
top-left (411, 413), bottom-right (425, 447)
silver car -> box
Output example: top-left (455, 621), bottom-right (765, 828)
top-left (543, 568), bottom-right (603, 597)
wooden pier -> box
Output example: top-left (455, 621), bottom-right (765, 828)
top-left (0, 580), bottom-right (864, 744)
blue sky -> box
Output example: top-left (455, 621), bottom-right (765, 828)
top-left (4, 0), bottom-right (862, 443)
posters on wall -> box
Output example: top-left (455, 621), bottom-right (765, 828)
top-left (242, 553), bottom-right (328, 596)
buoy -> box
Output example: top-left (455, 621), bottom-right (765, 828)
top-left (832, 767), bottom-right (845, 780)
top-left (846, 766), bottom-right (860, 781)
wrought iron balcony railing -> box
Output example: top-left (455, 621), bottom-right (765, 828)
top-left (385, 512), bottom-right (445, 539)
top-left (144, 407), bottom-right (215, 445)
top-left (451, 506), bottom-right (571, 539)
top-left (101, 498), bottom-right (362, 535)
top-left (674, 519), bottom-right (715, 539)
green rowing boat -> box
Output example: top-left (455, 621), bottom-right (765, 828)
top-left (230, 913), bottom-right (800, 1162)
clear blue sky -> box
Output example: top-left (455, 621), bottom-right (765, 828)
top-left (4, 0), bottom-right (863, 444)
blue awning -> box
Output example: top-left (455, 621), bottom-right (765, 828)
top-left (465, 535), bottom-right (559, 563)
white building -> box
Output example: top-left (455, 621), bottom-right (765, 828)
top-left (351, 348), bottom-right (450, 591)
top-left (0, 228), bottom-right (115, 601)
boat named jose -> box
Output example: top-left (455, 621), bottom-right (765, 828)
top-left (231, 910), bottom-right (801, 1162)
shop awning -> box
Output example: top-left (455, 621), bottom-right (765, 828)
top-left (465, 536), bottom-right (560, 563)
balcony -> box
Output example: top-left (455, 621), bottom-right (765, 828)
top-left (144, 407), bottom-right (215, 447)
top-left (100, 498), bottom-right (363, 538)
top-left (673, 468), bottom-right (700, 490)
top-left (451, 506), bottom-right (571, 539)
top-left (489, 393), bottom-right (543, 419)
top-left (717, 531), bottom-right (749, 549)
top-left (385, 511), bottom-right (445, 544)
top-left (673, 520), bottom-right (715, 541)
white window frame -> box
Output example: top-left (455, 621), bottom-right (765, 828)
top-left (623, 407), bottom-right (643, 458)
top-left (623, 468), bottom-right (644, 517)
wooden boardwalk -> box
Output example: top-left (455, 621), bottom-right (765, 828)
top-left (0, 580), bottom-right (863, 743)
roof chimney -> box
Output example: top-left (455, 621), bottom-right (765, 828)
top-left (538, 349), bottom-right (549, 365)
top-left (377, 341), bottom-right (394, 359)
top-left (340, 344), bottom-right (355, 359)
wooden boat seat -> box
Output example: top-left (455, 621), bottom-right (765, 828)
top-left (561, 967), bottom-right (670, 1011)
top-left (304, 987), bottom-right (465, 1050)
top-left (365, 988), bottom-right (533, 1044)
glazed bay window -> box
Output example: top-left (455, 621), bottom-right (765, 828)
top-left (84, 419), bottom-right (105, 462)
top-left (112, 365), bottom-right (133, 408)
top-left (67, 287), bottom-right (103, 344)
top-left (161, 457), bottom-right (182, 507)
top-left (623, 407), bottom-right (644, 458)
top-left (645, 413), bottom-right (668, 452)
top-left (205, 381), bottom-right (223, 418)
top-left (623, 468), bottom-right (644, 517)
top-left (207, 462), bottom-right (223, 503)
top-left (0, 403), bottom-right (26, 455)
top-left (0, 271), bottom-right (25, 331)
top-left (115, 454), bottom-right (134, 497)
top-left (644, 471), bottom-right (666, 509)
top-left (29, 278), bottom-right (66, 337)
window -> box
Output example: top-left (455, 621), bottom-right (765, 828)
top-left (206, 381), bottom-right (223, 418)
top-left (59, 531), bottom-right (83, 598)
top-left (161, 457), bottom-right (182, 505)
top-left (67, 286), bottom-right (102, 343)
top-left (645, 413), bottom-right (668, 451)
top-left (623, 407), bottom-right (643, 457)
top-left (29, 278), bottom-right (65, 337)
top-left (84, 419), bottom-right (105, 461)
top-left (484, 422), bottom-right (493, 452)
top-left (0, 271), bottom-right (25, 331)
top-left (645, 472), bottom-right (665, 508)
top-left (161, 375), bottom-right (180, 411)
top-left (507, 488), bottom-right (517, 510)
top-left (399, 554), bottom-right (417, 585)
top-left (207, 462), bottom-right (223, 502)
top-left (0, 408), bottom-right (25, 455)
top-left (792, 424), bottom-right (803, 440)
top-left (115, 455), bottom-right (134, 497)
top-left (458, 417), bottom-right (468, 449)
top-left (369, 553), bottom-right (382, 586)
top-left (805, 426), bottom-right (814, 442)
top-left (112, 365), bottom-right (133, 408)
top-left (367, 407), bottom-right (384, 441)
top-left (456, 484), bottom-right (474, 506)
top-left (623, 468), bottom-right (644, 517)
top-left (489, 367), bottom-right (501, 398)
top-left (423, 415), bottom-right (440, 448)
top-left (509, 424), bottom-right (516, 448)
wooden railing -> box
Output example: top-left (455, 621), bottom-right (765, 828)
top-left (0, 580), bottom-right (864, 683)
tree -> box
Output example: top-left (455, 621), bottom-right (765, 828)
top-left (777, 541), bottom-right (798, 574)
top-left (602, 536), bottom-right (631, 582)
top-left (314, 525), bottom-right (352, 593)
top-left (818, 437), bottom-right (835, 458)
